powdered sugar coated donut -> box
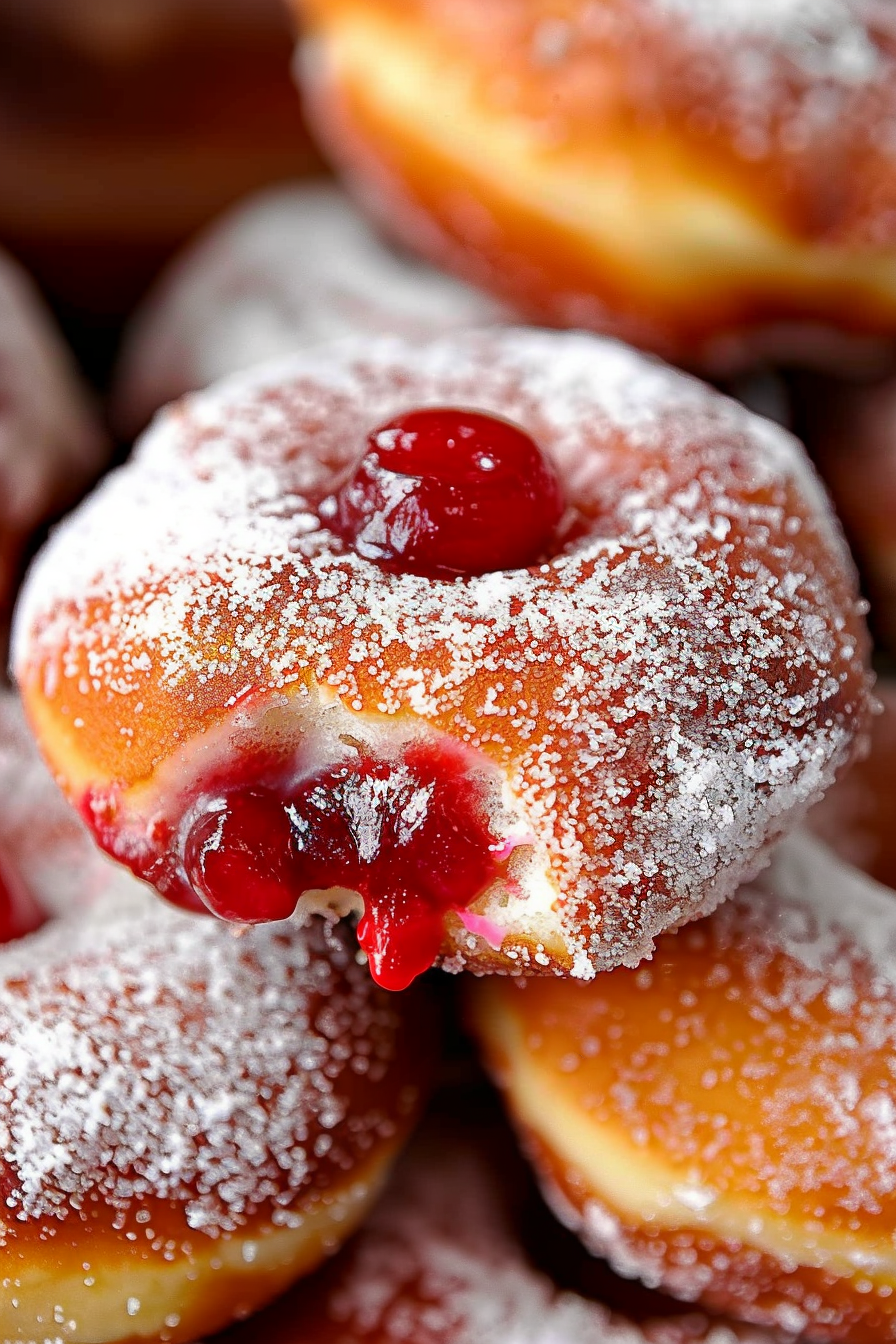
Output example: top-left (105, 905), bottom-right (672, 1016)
top-left (0, 889), bottom-right (430, 1343)
top-left (114, 183), bottom-right (509, 436)
top-left (295, 0), bottom-right (896, 370)
top-left (471, 833), bottom-right (896, 1342)
top-left (222, 1099), bottom-right (776, 1344)
top-left (14, 329), bottom-right (872, 987)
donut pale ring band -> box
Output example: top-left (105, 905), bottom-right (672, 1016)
top-left (0, 690), bottom-right (132, 930)
top-left (220, 1101), bottom-right (776, 1344)
top-left (295, 0), bottom-right (896, 370)
top-left (0, 892), bottom-right (429, 1344)
top-left (14, 330), bottom-right (872, 987)
top-left (113, 183), bottom-right (508, 438)
top-left (470, 834), bottom-right (896, 1343)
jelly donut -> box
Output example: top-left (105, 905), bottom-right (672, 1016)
top-left (113, 183), bottom-right (509, 438)
top-left (0, 0), bottom-right (316, 314)
top-left (470, 833), bottom-right (896, 1343)
top-left (0, 887), bottom-right (430, 1344)
top-left (0, 248), bottom-right (107, 616)
top-left (295, 0), bottom-right (896, 371)
top-left (13, 330), bottom-right (872, 990)
top-left (791, 370), bottom-right (896, 654)
top-left (809, 679), bottom-right (896, 892)
top-left (219, 1095), bottom-right (775, 1344)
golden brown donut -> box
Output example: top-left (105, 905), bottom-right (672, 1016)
top-left (12, 329), bottom-right (872, 990)
top-left (0, 890), bottom-right (431, 1344)
top-left (217, 1095), bottom-right (775, 1344)
top-left (0, 0), bottom-right (317, 313)
top-left (470, 832), bottom-right (896, 1343)
top-left (293, 0), bottom-right (896, 371)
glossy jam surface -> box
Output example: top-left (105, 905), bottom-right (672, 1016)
top-left (183, 742), bottom-right (504, 990)
top-left (332, 407), bottom-right (564, 577)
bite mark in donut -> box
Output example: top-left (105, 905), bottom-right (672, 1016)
top-left (13, 331), bottom-right (873, 986)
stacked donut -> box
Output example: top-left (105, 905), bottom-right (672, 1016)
top-left (9, 307), bottom-right (885, 1342)
top-left (4, 1), bottom-right (896, 1341)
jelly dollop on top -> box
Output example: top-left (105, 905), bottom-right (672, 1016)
top-left (332, 407), bottom-right (564, 577)
top-left (184, 741), bottom-right (507, 991)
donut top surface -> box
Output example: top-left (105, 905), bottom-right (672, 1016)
top-left (15, 330), bottom-right (872, 983)
top-left (0, 892), bottom-right (421, 1240)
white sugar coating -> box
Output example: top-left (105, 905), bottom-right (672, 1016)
top-left (645, 0), bottom-right (896, 162)
top-left (655, 0), bottom-right (882, 78)
top-left (0, 891), bottom-right (414, 1235)
top-left (0, 691), bottom-right (117, 918)
top-left (0, 249), bottom-right (106, 550)
top-left (520, 0), bottom-right (896, 174)
top-left (114, 183), bottom-right (509, 435)
top-left (14, 328), bottom-right (872, 979)
top-left (510, 834), bottom-right (896, 1330)
top-left (258, 1110), bottom-right (776, 1344)
top-left (738, 829), bottom-right (896, 989)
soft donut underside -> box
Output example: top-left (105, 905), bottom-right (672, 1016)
top-left (0, 1159), bottom-right (390, 1344)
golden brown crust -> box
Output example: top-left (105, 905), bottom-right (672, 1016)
top-left (0, 894), bottom-right (432, 1341)
top-left (295, 0), bottom-right (896, 368)
top-left (470, 834), bottom-right (896, 1341)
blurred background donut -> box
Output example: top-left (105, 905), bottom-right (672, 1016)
top-left (0, 0), bottom-right (319, 343)
top-left (292, 0), bottom-right (896, 374)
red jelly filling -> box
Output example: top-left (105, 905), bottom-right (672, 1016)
top-left (333, 407), bottom-right (564, 577)
top-left (182, 742), bottom-right (506, 991)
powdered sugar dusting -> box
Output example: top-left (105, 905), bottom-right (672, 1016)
top-left (0, 691), bottom-right (117, 919)
top-left (494, 834), bottom-right (896, 1335)
top-left (115, 184), bottom-right (508, 435)
top-left (0, 891), bottom-right (413, 1235)
top-left (15, 329), bottom-right (872, 978)
top-left (641, 0), bottom-right (896, 168)
top-left (656, 0), bottom-right (881, 80)
top-left (237, 1106), bottom-right (776, 1344)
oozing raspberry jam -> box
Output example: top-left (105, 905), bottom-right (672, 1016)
top-left (182, 742), bottom-right (506, 991)
top-left (332, 408), bottom-right (564, 577)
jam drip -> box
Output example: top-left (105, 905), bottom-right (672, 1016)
top-left (183, 742), bottom-right (506, 991)
top-left (332, 407), bottom-right (564, 578)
